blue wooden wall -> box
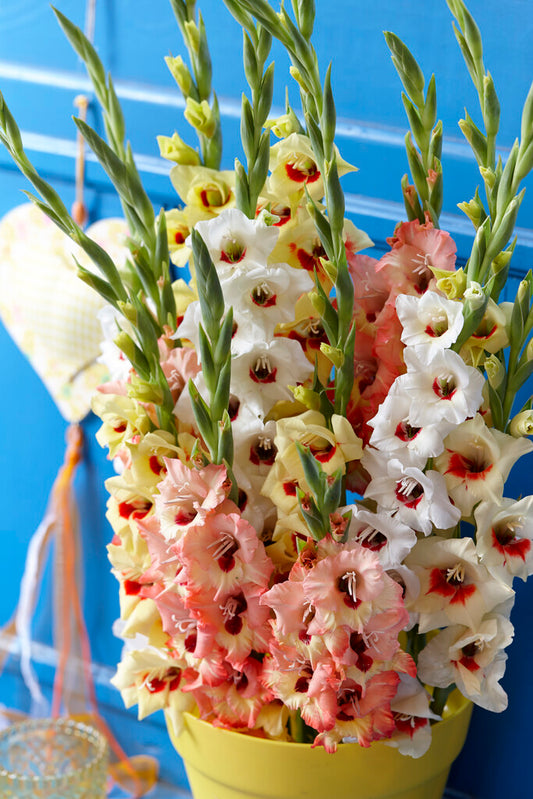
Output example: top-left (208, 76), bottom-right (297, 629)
top-left (0, 1), bottom-right (531, 795)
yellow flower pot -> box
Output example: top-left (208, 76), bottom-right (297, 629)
top-left (168, 692), bottom-right (472, 799)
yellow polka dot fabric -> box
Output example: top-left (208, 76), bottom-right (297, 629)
top-left (0, 203), bottom-right (129, 422)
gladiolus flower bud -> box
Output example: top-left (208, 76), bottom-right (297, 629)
top-left (165, 55), bottom-right (192, 96)
top-left (510, 410), bottom-right (533, 437)
top-left (484, 354), bottom-right (505, 389)
top-left (157, 133), bottom-right (200, 165)
top-left (433, 267), bottom-right (467, 300)
top-left (320, 343), bottom-right (344, 368)
top-left (184, 99), bottom-right (217, 138)
top-left (464, 281), bottom-right (485, 309)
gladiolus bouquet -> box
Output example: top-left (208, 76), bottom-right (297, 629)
top-left (1, 0), bottom-right (533, 759)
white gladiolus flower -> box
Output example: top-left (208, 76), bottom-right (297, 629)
top-left (363, 448), bottom-right (461, 535)
top-left (368, 384), bottom-right (451, 461)
top-left (348, 505), bottom-right (417, 569)
top-left (405, 536), bottom-right (514, 633)
top-left (434, 414), bottom-right (533, 517)
top-left (417, 615), bottom-right (514, 713)
top-left (231, 338), bottom-right (313, 418)
top-left (475, 496), bottom-right (533, 582)
top-left (399, 347), bottom-right (485, 427)
top-left (386, 674), bottom-right (440, 758)
top-left (220, 262), bottom-right (313, 339)
top-left (191, 208), bottom-right (279, 275)
top-left (396, 290), bottom-right (464, 353)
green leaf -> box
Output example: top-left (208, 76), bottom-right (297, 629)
top-left (384, 32), bottom-right (425, 107)
top-left (321, 64), bottom-right (336, 158)
top-left (242, 30), bottom-right (258, 86)
top-left (295, 442), bottom-right (324, 498)
top-left (188, 379), bottom-right (216, 453)
top-left (511, 360), bottom-right (533, 393)
top-left (198, 323), bottom-right (216, 395)
top-left (323, 469), bottom-right (343, 514)
top-left (422, 75), bottom-right (437, 131)
top-left (191, 228), bottom-right (225, 340)
top-left (257, 63), bottom-right (275, 125)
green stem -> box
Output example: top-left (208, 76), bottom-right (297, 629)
top-left (430, 685), bottom-right (456, 718)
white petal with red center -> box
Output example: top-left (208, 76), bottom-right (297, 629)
top-left (400, 347), bottom-right (484, 427)
top-left (475, 496), bottom-right (533, 582)
top-left (231, 338), bottom-right (313, 417)
top-left (191, 208), bottom-right (279, 274)
top-left (220, 262), bottom-right (313, 339)
top-left (369, 383), bottom-right (452, 461)
top-left (405, 536), bottom-right (514, 632)
top-left (363, 450), bottom-right (460, 534)
top-left (348, 506), bottom-right (418, 569)
top-left (417, 615), bottom-right (513, 712)
top-left (434, 415), bottom-right (533, 517)
top-left (396, 290), bottom-right (464, 353)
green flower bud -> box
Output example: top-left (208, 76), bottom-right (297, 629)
top-left (491, 247), bottom-right (514, 274)
top-left (290, 385), bottom-right (321, 411)
top-left (309, 290), bottom-right (326, 317)
top-left (184, 98), bottom-right (216, 138)
top-left (157, 133), bottom-right (200, 165)
top-left (483, 73), bottom-right (500, 137)
top-left (320, 343), bottom-right (344, 368)
top-left (458, 195), bottom-right (485, 229)
top-left (432, 267), bottom-right (467, 299)
top-left (484, 354), bottom-right (505, 389)
top-left (289, 65), bottom-right (307, 92)
top-left (127, 375), bottom-right (164, 405)
top-left (165, 55), bottom-right (192, 96)
top-left (464, 280), bottom-right (485, 310)
top-left (265, 109), bottom-right (301, 139)
top-left (479, 166), bottom-right (496, 190)
top-left (184, 19), bottom-right (200, 54)
top-left (319, 257), bottom-right (337, 284)
top-left (117, 301), bottom-right (137, 325)
top-left (509, 410), bottom-right (533, 437)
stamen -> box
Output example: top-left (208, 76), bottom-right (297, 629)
top-left (398, 477), bottom-right (420, 497)
top-left (446, 563), bottom-right (465, 584)
top-left (220, 597), bottom-right (239, 619)
top-left (251, 281), bottom-right (275, 306)
top-left (207, 531), bottom-right (238, 560)
top-left (171, 615), bottom-right (197, 634)
top-left (254, 355), bottom-right (272, 378)
top-left (342, 571), bottom-right (357, 599)
top-left (412, 253), bottom-right (432, 274)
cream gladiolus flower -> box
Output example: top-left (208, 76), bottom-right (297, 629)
top-left (396, 290), bottom-right (464, 354)
top-left (399, 347), bottom-right (485, 428)
top-left (405, 537), bottom-right (514, 633)
top-left (417, 615), bottom-right (514, 712)
top-left (434, 414), bottom-right (533, 517)
top-left (362, 448), bottom-right (460, 535)
top-left (475, 496), bottom-right (533, 582)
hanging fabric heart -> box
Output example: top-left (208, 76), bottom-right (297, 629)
top-left (0, 202), bottom-right (129, 421)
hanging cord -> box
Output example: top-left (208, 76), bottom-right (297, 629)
top-left (71, 94), bottom-right (89, 228)
top-left (50, 426), bottom-right (156, 797)
top-left (70, 0), bottom-right (97, 228)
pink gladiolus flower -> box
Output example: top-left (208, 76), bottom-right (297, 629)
top-left (177, 512), bottom-right (273, 600)
top-left (155, 460), bottom-right (230, 540)
top-left (376, 217), bottom-right (457, 300)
